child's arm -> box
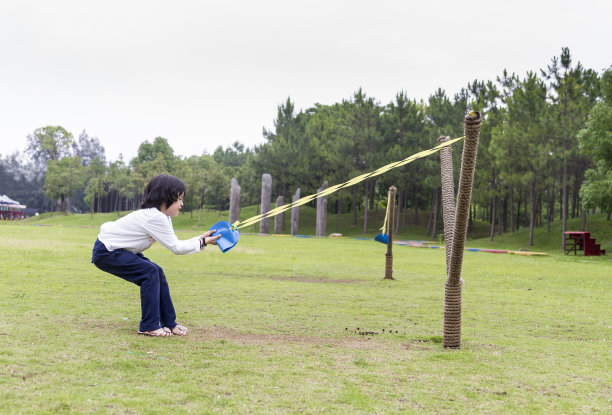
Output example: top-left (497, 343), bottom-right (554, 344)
top-left (146, 214), bottom-right (204, 255)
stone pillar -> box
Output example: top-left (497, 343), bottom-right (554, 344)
top-left (274, 196), bottom-right (284, 234)
top-left (260, 173), bottom-right (272, 234)
top-left (229, 178), bottom-right (241, 224)
top-left (291, 188), bottom-right (300, 236)
top-left (316, 181), bottom-right (328, 237)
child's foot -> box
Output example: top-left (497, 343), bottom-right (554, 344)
top-left (138, 328), bottom-right (172, 337)
top-left (170, 325), bottom-right (188, 336)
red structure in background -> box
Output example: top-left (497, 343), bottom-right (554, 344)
top-left (564, 231), bottom-right (606, 256)
top-left (0, 194), bottom-right (26, 221)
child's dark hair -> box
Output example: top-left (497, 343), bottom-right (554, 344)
top-left (140, 174), bottom-right (186, 210)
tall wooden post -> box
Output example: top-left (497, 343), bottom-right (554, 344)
top-left (443, 112), bottom-right (481, 348)
top-left (384, 186), bottom-right (397, 280)
top-left (260, 174), bottom-right (272, 234)
top-left (291, 188), bottom-right (300, 236)
top-left (274, 196), bottom-right (284, 234)
top-left (229, 178), bottom-right (241, 224)
top-left (316, 181), bottom-right (328, 237)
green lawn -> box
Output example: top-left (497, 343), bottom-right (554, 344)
top-left (1, 212), bottom-right (610, 414)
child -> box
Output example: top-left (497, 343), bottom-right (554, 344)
top-left (91, 174), bottom-right (221, 337)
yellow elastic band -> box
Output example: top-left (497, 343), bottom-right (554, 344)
top-left (232, 136), bottom-right (464, 230)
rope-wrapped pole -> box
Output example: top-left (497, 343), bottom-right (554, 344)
top-left (384, 186), bottom-right (396, 280)
top-left (438, 136), bottom-right (455, 277)
top-left (443, 112), bottom-right (481, 348)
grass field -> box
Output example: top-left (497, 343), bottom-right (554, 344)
top-left (1, 210), bottom-right (610, 414)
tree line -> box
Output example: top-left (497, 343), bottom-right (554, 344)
top-left (1, 48), bottom-right (610, 247)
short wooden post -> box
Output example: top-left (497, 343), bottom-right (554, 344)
top-left (384, 186), bottom-right (396, 280)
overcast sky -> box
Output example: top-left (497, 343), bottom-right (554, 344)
top-left (1, 0), bottom-right (611, 162)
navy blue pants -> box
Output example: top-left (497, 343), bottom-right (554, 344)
top-left (91, 239), bottom-right (177, 332)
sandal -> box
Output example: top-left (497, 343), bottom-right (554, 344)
top-left (170, 325), bottom-right (188, 336)
top-left (138, 328), bottom-right (172, 337)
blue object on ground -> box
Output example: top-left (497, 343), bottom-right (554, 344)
top-left (209, 221), bottom-right (239, 253)
top-left (374, 233), bottom-right (389, 244)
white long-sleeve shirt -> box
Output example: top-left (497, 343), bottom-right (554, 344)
top-left (97, 208), bottom-right (201, 255)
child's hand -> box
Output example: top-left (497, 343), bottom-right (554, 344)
top-left (200, 230), bottom-right (222, 246)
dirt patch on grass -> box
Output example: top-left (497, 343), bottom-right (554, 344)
top-left (192, 326), bottom-right (397, 350)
